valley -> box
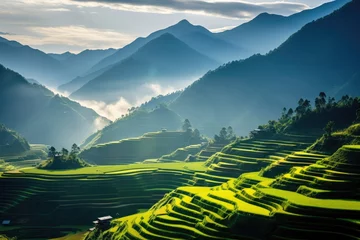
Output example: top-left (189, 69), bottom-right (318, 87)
top-left (0, 1), bottom-right (359, 239)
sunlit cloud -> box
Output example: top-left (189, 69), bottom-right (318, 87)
top-left (210, 25), bottom-right (237, 33)
top-left (4, 25), bottom-right (135, 51)
top-left (72, 0), bottom-right (309, 19)
top-left (45, 8), bottom-right (71, 12)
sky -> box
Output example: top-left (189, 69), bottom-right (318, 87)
top-left (0, 0), bottom-right (332, 53)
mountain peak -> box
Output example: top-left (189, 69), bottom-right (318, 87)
top-left (177, 19), bottom-right (191, 25)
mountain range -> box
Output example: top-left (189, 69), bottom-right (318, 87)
top-left (0, 64), bottom-right (109, 147)
top-left (0, 37), bottom-right (117, 87)
top-left (169, 0), bottom-right (360, 137)
top-left (57, 0), bottom-right (347, 101)
top-left (70, 33), bottom-right (218, 103)
top-left (217, 0), bottom-right (350, 55)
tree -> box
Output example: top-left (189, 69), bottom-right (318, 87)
top-left (319, 92), bottom-right (326, 99)
top-left (315, 92), bottom-right (327, 111)
top-left (219, 127), bottom-right (227, 140)
top-left (182, 119), bottom-right (192, 132)
top-left (324, 121), bottom-right (335, 137)
top-left (48, 146), bottom-right (56, 158)
top-left (193, 129), bottom-right (200, 139)
top-left (61, 148), bottom-right (69, 156)
top-left (71, 143), bottom-right (80, 155)
top-left (287, 108), bottom-right (294, 118)
top-left (356, 108), bottom-right (360, 123)
top-left (227, 126), bottom-right (235, 140)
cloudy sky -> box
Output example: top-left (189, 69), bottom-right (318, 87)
top-left (0, 0), bottom-right (332, 53)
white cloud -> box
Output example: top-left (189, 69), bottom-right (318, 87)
top-left (77, 97), bottom-right (132, 121)
top-left (4, 25), bottom-right (134, 50)
top-left (210, 25), bottom-right (237, 33)
top-left (45, 8), bottom-right (71, 12)
top-left (72, 0), bottom-right (310, 19)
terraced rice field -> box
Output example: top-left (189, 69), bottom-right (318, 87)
top-left (80, 131), bottom-right (198, 165)
top-left (189, 135), bottom-right (316, 187)
top-left (0, 162), bottom-right (206, 239)
top-left (0, 144), bottom-right (48, 169)
top-left (157, 144), bottom-right (204, 162)
top-left (102, 144), bottom-right (360, 240)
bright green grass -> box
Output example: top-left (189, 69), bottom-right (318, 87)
top-left (259, 188), bottom-right (360, 210)
top-left (20, 162), bottom-right (207, 175)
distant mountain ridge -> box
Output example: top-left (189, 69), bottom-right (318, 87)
top-left (170, 0), bottom-right (360, 137)
top-left (0, 64), bottom-right (110, 147)
top-left (87, 19), bottom-right (239, 75)
top-left (70, 33), bottom-right (218, 103)
top-left (217, 0), bottom-right (350, 56)
top-left (0, 37), bottom-right (117, 88)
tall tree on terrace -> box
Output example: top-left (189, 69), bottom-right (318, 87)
top-left (182, 119), bottom-right (192, 132)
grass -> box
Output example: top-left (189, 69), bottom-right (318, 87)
top-left (79, 131), bottom-right (201, 165)
top-left (21, 162), bottom-right (207, 175)
top-left (3, 132), bottom-right (360, 240)
top-left (96, 137), bottom-right (360, 240)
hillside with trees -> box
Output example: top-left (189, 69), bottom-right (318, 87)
top-left (0, 64), bottom-right (109, 147)
top-left (81, 105), bottom-right (183, 149)
top-left (38, 144), bottom-right (89, 170)
top-left (0, 123), bottom-right (30, 155)
top-left (170, 0), bottom-right (360, 137)
top-left (80, 128), bottom-right (203, 165)
top-left (258, 93), bottom-right (360, 136)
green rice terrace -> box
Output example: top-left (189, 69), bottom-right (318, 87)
top-left (0, 132), bottom-right (336, 240)
top-left (0, 162), bottom-right (207, 239)
top-left (88, 142), bottom-right (360, 240)
top-left (80, 131), bottom-right (201, 165)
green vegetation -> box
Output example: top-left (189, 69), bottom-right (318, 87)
top-left (170, 0), bottom-right (360, 138)
top-left (307, 123), bottom-right (360, 154)
top-left (157, 144), bottom-right (205, 163)
top-left (0, 162), bottom-right (206, 239)
top-left (0, 123), bottom-right (30, 155)
top-left (80, 131), bottom-right (202, 165)
top-left (96, 137), bottom-right (359, 240)
top-left (81, 105), bottom-right (182, 149)
top-left (0, 144), bottom-right (48, 169)
top-left (38, 144), bottom-right (90, 170)
top-left (214, 126), bottom-right (236, 144)
top-left (0, 64), bottom-right (109, 147)
top-left (259, 93), bottom-right (360, 136)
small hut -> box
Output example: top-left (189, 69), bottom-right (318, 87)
top-left (93, 216), bottom-right (113, 229)
top-left (2, 220), bottom-right (10, 226)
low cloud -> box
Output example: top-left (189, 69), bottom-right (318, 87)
top-left (72, 0), bottom-right (309, 19)
top-left (77, 97), bottom-right (132, 121)
top-left (210, 25), bottom-right (237, 33)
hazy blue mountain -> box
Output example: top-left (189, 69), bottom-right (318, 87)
top-left (88, 20), bottom-right (239, 74)
top-left (0, 123), bottom-right (30, 155)
top-left (0, 38), bottom-right (69, 87)
top-left (57, 64), bottom-right (113, 94)
top-left (70, 33), bottom-right (218, 103)
top-left (217, 0), bottom-right (350, 57)
top-left (48, 51), bottom-right (75, 61)
top-left (170, 0), bottom-right (360, 137)
top-left (81, 105), bottom-right (183, 149)
top-left (60, 48), bottom-right (116, 79)
top-left (56, 48), bottom-right (117, 93)
top-left (0, 64), bottom-right (110, 148)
